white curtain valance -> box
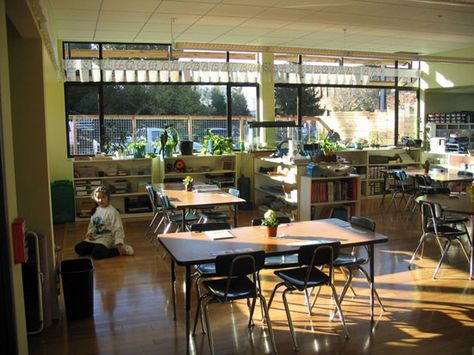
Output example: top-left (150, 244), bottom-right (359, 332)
top-left (64, 59), bottom-right (419, 85)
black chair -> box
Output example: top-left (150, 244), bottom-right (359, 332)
top-left (193, 250), bottom-right (277, 355)
top-left (145, 184), bottom-right (164, 237)
top-left (157, 192), bottom-right (198, 233)
top-left (251, 216), bottom-right (299, 269)
top-left (415, 175), bottom-right (450, 195)
top-left (331, 216), bottom-right (385, 318)
top-left (190, 222), bottom-right (231, 333)
top-left (409, 200), bottom-right (471, 279)
top-left (268, 243), bottom-right (349, 351)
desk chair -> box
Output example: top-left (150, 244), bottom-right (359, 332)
top-left (193, 250), bottom-right (277, 355)
top-left (268, 243), bottom-right (349, 351)
top-left (176, 222), bottom-right (230, 332)
top-left (331, 216), bottom-right (385, 318)
top-left (198, 188), bottom-right (240, 223)
top-left (409, 200), bottom-right (471, 279)
top-left (251, 216), bottom-right (300, 269)
top-left (145, 184), bottom-right (164, 238)
top-left (157, 192), bottom-right (199, 233)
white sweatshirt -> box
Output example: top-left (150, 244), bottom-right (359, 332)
top-left (86, 205), bottom-right (125, 248)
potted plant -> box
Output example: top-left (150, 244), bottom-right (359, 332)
top-left (183, 175), bottom-right (194, 191)
top-left (200, 129), bottom-right (233, 155)
top-left (159, 125), bottom-right (180, 157)
top-left (261, 209), bottom-right (279, 237)
top-left (127, 139), bottom-right (147, 159)
top-left (104, 124), bottom-right (131, 159)
top-left (318, 133), bottom-right (342, 162)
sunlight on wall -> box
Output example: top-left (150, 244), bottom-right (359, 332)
top-left (420, 61), bottom-right (430, 75)
top-left (435, 72), bottom-right (454, 88)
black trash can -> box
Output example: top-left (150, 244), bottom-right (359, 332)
top-left (60, 258), bottom-right (94, 320)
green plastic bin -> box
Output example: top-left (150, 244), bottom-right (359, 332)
top-left (51, 180), bottom-right (75, 224)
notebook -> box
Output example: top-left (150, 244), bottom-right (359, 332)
top-left (204, 230), bottom-right (235, 240)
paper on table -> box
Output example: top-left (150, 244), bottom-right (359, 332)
top-left (204, 230), bottom-right (235, 240)
top-left (209, 247), bottom-right (254, 256)
top-left (286, 239), bottom-right (334, 246)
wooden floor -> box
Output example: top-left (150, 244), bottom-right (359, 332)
top-left (29, 200), bottom-right (474, 354)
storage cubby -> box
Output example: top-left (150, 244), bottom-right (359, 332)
top-left (73, 158), bottom-right (153, 220)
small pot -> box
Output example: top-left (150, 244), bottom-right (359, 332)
top-left (180, 140), bottom-right (194, 155)
top-left (264, 226), bottom-right (278, 237)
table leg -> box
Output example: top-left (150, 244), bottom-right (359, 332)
top-left (171, 259), bottom-right (177, 321)
top-left (470, 218), bottom-right (473, 280)
top-left (233, 204), bottom-right (238, 227)
top-left (369, 244), bottom-right (374, 322)
top-left (181, 208), bottom-right (186, 231)
top-left (185, 265), bottom-right (192, 354)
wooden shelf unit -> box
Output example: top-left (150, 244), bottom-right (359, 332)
top-left (253, 157), bottom-right (309, 220)
top-left (73, 158), bottom-right (153, 220)
top-left (299, 174), bottom-right (361, 221)
top-left (337, 147), bottom-right (421, 199)
top-left (162, 154), bottom-right (237, 189)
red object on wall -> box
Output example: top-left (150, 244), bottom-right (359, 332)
top-left (12, 217), bottom-right (28, 263)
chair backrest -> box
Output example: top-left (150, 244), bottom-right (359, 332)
top-left (190, 222), bottom-right (231, 232)
top-left (158, 192), bottom-right (173, 210)
top-left (228, 188), bottom-right (240, 197)
top-left (215, 250), bottom-right (265, 277)
top-left (350, 216), bottom-right (376, 232)
top-left (145, 184), bottom-right (158, 212)
top-left (297, 242), bottom-right (340, 267)
top-left (251, 216), bottom-right (291, 226)
top-left (420, 200), bottom-right (443, 234)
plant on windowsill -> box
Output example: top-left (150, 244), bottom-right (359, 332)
top-left (316, 133), bottom-right (342, 162)
top-left (127, 139), bottom-right (147, 159)
top-left (158, 125), bottom-right (179, 157)
top-left (261, 209), bottom-right (279, 237)
top-left (200, 129), bottom-right (233, 155)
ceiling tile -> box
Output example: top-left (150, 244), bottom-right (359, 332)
top-left (195, 16), bottom-right (247, 26)
top-left (53, 9), bottom-right (99, 21)
top-left (157, 1), bottom-right (217, 15)
top-left (99, 11), bottom-right (151, 23)
top-left (207, 4), bottom-right (267, 17)
top-left (101, 0), bottom-right (159, 12)
top-left (49, 0), bottom-right (100, 10)
top-left (96, 22), bottom-right (143, 32)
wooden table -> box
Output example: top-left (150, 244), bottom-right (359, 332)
top-left (416, 194), bottom-right (474, 280)
top-left (406, 168), bottom-right (474, 184)
top-left (154, 183), bottom-right (246, 229)
top-left (158, 218), bottom-right (389, 353)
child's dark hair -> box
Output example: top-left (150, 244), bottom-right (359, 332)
top-left (91, 185), bottom-right (111, 199)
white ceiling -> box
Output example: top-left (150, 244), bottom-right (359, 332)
top-left (48, 0), bottom-right (474, 56)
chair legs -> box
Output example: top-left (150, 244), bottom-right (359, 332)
top-left (432, 238), bottom-right (471, 279)
top-left (195, 294), bottom-right (277, 355)
top-left (270, 281), bottom-right (350, 351)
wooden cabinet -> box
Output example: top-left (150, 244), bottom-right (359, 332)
top-left (299, 175), bottom-right (361, 221)
top-left (73, 158), bottom-right (153, 220)
top-left (253, 157), bottom-right (308, 220)
top-left (161, 155), bottom-right (237, 188)
top-left (337, 148), bottom-right (420, 198)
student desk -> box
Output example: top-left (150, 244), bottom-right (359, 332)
top-left (158, 218), bottom-right (389, 353)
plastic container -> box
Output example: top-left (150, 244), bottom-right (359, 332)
top-left (60, 258), bottom-right (94, 320)
top-left (51, 180), bottom-right (75, 223)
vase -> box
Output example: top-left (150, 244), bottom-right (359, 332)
top-left (265, 226), bottom-right (278, 237)
top-left (185, 185), bottom-right (193, 191)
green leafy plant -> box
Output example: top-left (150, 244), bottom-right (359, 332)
top-left (200, 129), bottom-right (233, 155)
top-left (261, 209), bottom-right (279, 227)
top-left (158, 125), bottom-right (179, 157)
top-left (318, 133), bottom-right (342, 155)
top-left (104, 124), bottom-right (131, 155)
top-left (127, 139), bottom-right (147, 158)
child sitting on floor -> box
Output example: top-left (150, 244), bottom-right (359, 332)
top-left (74, 185), bottom-right (134, 259)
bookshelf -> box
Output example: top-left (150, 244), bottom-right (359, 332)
top-left (299, 174), bottom-right (361, 221)
top-left (73, 158), bottom-right (153, 220)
